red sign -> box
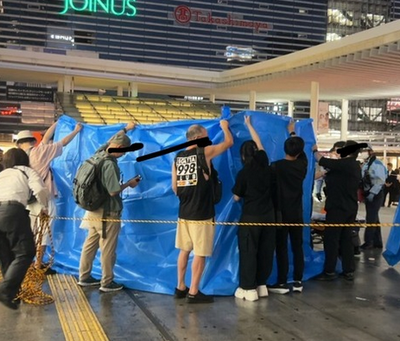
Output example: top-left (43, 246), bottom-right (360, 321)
top-left (0, 107), bottom-right (19, 116)
top-left (387, 98), bottom-right (400, 111)
top-left (174, 5), bottom-right (272, 33)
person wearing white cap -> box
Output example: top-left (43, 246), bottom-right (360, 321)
top-left (359, 143), bottom-right (387, 250)
top-left (16, 121), bottom-right (83, 273)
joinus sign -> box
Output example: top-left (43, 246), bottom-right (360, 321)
top-left (174, 5), bottom-right (271, 33)
top-left (60, 0), bottom-right (137, 17)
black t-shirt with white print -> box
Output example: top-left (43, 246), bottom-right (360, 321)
top-left (175, 148), bottom-right (214, 220)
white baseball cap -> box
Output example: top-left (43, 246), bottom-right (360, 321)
top-left (15, 130), bottom-right (37, 143)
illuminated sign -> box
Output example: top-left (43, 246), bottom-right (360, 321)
top-left (60, 0), bottom-right (137, 17)
top-left (1, 107), bottom-right (19, 116)
top-left (50, 34), bottom-right (74, 42)
top-left (174, 5), bottom-right (271, 33)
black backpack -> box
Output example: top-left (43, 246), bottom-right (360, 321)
top-left (197, 147), bottom-right (223, 204)
top-left (360, 156), bottom-right (375, 196)
top-left (72, 154), bottom-right (110, 211)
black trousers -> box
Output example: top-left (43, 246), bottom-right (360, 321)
top-left (364, 190), bottom-right (384, 247)
top-left (0, 203), bottom-right (36, 300)
top-left (238, 213), bottom-right (276, 290)
top-left (323, 209), bottom-right (356, 274)
top-left (275, 226), bottom-right (304, 283)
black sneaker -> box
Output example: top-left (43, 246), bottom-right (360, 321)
top-left (313, 272), bottom-right (338, 281)
top-left (293, 281), bottom-right (303, 293)
top-left (186, 290), bottom-right (214, 304)
top-left (99, 281), bottom-right (124, 292)
top-left (77, 276), bottom-right (101, 287)
top-left (339, 272), bottom-right (354, 282)
top-left (360, 243), bottom-right (373, 250)
top-left (268, 283), bottom-right (290, 294)
top-left (174, 287), bottom-right (189, 299)
top-left (0, 293), bottom-right (19, 310)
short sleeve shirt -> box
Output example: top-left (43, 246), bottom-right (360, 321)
top-left (29, 141), bottom-right (63, 197)
top-left (232, 150), bottom-right (275, 218)
top-left (99, 151), bottom-right (122, 214)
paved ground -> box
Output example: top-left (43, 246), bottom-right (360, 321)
top-left (1, 202), bottom-right (399, 341)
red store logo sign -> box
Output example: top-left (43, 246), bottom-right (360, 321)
top-left (174, 5), bottom-right (271, 33)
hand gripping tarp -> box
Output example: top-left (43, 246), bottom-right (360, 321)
top-left (51, 112), bottom-right (324, 295)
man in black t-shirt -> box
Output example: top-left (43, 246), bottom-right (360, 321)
top-left (172, 120), bottom-right (233, 303)
top-left (313, 140), bottom-right (362, 282)
top-left (268, 121), bottom-right (308, 294)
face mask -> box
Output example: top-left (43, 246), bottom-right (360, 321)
top-left (359, 151), bottom-right (369, 160)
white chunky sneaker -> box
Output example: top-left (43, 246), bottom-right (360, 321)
top-left (234, 287), bottom-right (259, 301)
top-left (256, 285), bottom-right (268, 297)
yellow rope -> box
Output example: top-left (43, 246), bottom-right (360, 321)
top-left (17, 212), bottom-right (54, 305)
top-left (49, 215), bottom-right (400, 228)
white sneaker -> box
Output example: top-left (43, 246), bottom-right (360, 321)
top-left (293, 281), bottom-right (303, 293)
top-left (234, 287), bottom-right (258, 301)
top-left (256, 285), bottom-right (268, 297)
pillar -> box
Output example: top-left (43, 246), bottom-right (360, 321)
top-left (128, 83), bottom-right (138, 98)
top-left (341, 99), bottom-right (349, 141)
top-left (117, 85), bottom-right (123, 97)
top-left (310, 81), bottom-right (319, 132)
top-left (249, 91), bottom-right (256, 111)
top-left (288, 100), bottom-right (294, 117)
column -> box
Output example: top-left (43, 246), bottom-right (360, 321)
top-left (128, 83), bottom-right (138, 98)
top-left (249, 91), bottom-right (256, 111)
top-left (310, 81), bottom-right (319, 132)
top-left (209, 94), bottom-right (216, 103)
top-left (117, 85), bottom-right (123, 97)
top-left (57, 76), bottom-right (73, 93)
top-left (288, 100), bottom-right (294, 117)
top-left (341, 99), bottom-right (349, 141)
top-left (383, 138), bottom-right (387, 165)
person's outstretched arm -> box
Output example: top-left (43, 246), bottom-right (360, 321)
top-left (60, 123), bottom-right (83, 146)
top-left (204, 120), bottom-right (233, 161)
top-left (245, 115), bottom-right (264, 151)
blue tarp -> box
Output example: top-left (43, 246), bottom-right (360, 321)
top-left (382, 205), bottom-right (400, 266)
top-left (51, 112), bottom-right (325, 295)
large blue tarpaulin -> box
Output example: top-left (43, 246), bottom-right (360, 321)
top-left (383, 206), bottom-right (400, 266)
top-left (51, 112), bottom-right (328, 295)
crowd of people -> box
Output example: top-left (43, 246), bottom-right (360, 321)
top-left (0, 115), bottom-right (396, 310)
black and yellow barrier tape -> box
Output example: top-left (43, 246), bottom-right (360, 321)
top-left (49, 215), bottom-right (400, 228)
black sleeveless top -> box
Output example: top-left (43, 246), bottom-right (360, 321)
top-left (175, 148), bottom-right (215, 220)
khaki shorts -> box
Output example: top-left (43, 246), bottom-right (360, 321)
top-left (175, 218), bottom-right (215, 257)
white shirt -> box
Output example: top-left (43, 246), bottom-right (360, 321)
top-left (0, 166), bottom-right (49, 207)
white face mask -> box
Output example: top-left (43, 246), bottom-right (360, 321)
top-left (359, 151), bottom-right (369, 160)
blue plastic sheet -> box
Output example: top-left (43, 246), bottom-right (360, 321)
top-left (382, 205), bottom-right (400, 266)
top-left (51, 112), bottom-right (324, 295)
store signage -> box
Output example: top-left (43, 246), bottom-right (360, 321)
top-left (0, 103), bottom-right (21, 124)
top-left (0, 107), bottom-right (19, 116)
top-left (50, 34), bottom-right (74, 42)
top-left (60, 0), bottom-right (137, 17)
top-left (174, 5), bottom-right (271, 33)
top-left (6, 86), bottom-right (54, 103)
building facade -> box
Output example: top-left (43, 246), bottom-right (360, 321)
top-left (0, 0), bottom-right (327, 71)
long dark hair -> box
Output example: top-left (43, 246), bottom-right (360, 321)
top-left (3, 148), bottom-right (30, 169)
top-left (240, 140), bottom-right (258, 164)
